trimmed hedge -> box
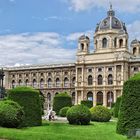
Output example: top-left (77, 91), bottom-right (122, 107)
top-left (67, 104), bottom-right (91, 125)
top-left (39, 92), bottom-right (45, 115)
top-left (59, 107), bottom-right (70, 117)
top-left (0, 100), bottom-right (24, 128)
top-left (117, 73), bottom-right (140, 135)
top-left (90, 105), bottom-right (111, 122)
top-left (81, 100), bottom-right (93, 108)
top-left (110, 107), bottom-right (114, 116)
top-left (8, 86), bottom-right (42, 127)
top-left (113, 96), bottom-right (122, 118)
top-left (53, 92), bottom-right (72, 115)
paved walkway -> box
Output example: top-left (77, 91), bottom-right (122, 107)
top-left (54, 116), bottom-right (67, 123)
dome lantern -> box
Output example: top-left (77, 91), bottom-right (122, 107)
top-left (95, 5), bottom-right (127, 33)
top-left (107, 3), bottom-right (115, 17)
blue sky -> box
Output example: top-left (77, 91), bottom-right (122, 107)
top-left (0, 0), bottom-right (140, 66)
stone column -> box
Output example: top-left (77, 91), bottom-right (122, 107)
top-left (29, 72), bottom-right (32, 86)
top-left (103, 91), bottom-right (107, 107)
top-left (114, 90), bottom-right (117, 103)
top-left (93, 92), bottom-right (96, 106)
top-left (114, 65), bottom-right (116, 85)
top-left (75, 68), bottom-right (78, 87)
top-left (81, 90), bottom-right (84, 101)
top-left (75, 91), bottom-right (78, 105)
top-left (37, 72), bottom-right (39, 88)
top-left (109, 37), bottom-right (112, 48)
top-left (99, 39), bottom-right (102, 49)
top-left (116, 38), bottom-right (119, 48)
top-left (103, 66), bottom-right (106, 86)
top-left (81, 66), bottom-right (84, 87)
top-left (93, 67), bottom-right (96, 86)
top-left (123, 38), bottom-right (126, 47)
top-left (121, 64), bottom-right (124, 85)
top-left (44, 72), bottom-right (47, 88)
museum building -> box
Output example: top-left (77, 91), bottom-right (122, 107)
top-left (2, 6), bottom-right (140, 110)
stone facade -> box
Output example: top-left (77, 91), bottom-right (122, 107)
top-left (2, 7), bottom-right (140, 110)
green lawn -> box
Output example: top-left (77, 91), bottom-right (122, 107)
top-left (0, 121), bottom-right (138, 140)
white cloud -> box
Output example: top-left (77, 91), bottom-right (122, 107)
top-left (67, 32), bottom-right (84, 41)
top-left (0, 32), bottom-right (76, 66)
top-left (127, 20), bottom-right (140, 41)
top-left (66, 0), bottom-right (140, 13)
top-left (66, 30), bottom-right (93, 41)
top-left (1, 21), bottom-right (140, 67)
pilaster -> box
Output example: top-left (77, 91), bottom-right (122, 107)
top-left (103, 91), bottom-right (107, 107)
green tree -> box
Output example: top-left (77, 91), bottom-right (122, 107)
top-left (117, 73), bottom-right (140, 135)
top-left (53, 92), bottom-right (72, 114)
top-left (113, 96), bottom-right (122, 118)
top-left (8, 86), bottom-right (42, 127)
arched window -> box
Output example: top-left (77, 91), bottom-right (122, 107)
top-left (114, 37), bottom-right (117, 47)
top-left (95, 40), bottom-right (98, 49)
top-left (56, 78), bottom-right (60, 87)
top-left (33, 79), bottom-right (37, 88)
top-left (64, 77), bottom-right (69, 87)
top-left (133, 47), bottom-right (136, 55)
top-left (97, 92), bottom-right (103, 105)
top-left (72, 92), bottom-right (75, 105)
top-left (19, 80), bottom-right (22, 86)
top-left (88, 75), bottom-right (93, 85)
top-left (12, 80), bottom-right (15, 88)
top-left (107, 92), bottom-right (114, 107)
top-left (87, 92), bottom-right (93, 101)
top-left (81, 43), bottom-right (84, 51)
top-left (48, 78), bottom-right (52, 88)
top-left (47, 93), bottom-right (51, 109)
top-left (102, 38), bottom-right (107, 48)
top-left (25, 79), bottom-right (29, 86)
top-left (55, 92), bottom-right (59, 95)
top-left (119, 39), bottom-right (123, 48)
top-left (98, 75), bottom-right (103, 85)
top-left (108, 74), bottom-right (113, 85)
top-left (40, 79), bottom-right (44, 89)
top-left (72, 77), bottom-right (76, 87)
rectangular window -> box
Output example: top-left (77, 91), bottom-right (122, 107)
top-left (88, 68), bottom-right (92, 73)
top-left (134, 67), bottom-right (139, 72)
top-left (77, 68), bottom-right (82, 74)
top-left (108, 67), bottom-right (112, 71)
top-left (98, 68), bottom-right (102, 72)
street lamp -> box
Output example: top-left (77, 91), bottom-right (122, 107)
top-left (0, 68), bottom-right (5, 99)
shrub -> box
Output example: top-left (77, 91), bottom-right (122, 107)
top-left (90, 105), bottom-right (111, 122)
top-left (0, 100), bottom-right (24, 128)
top-left (39, 92), bottom-right (45, 115)
top-left (111, 102), bottom-right (116, 108)
top-left (66, 104), bottom-right (91, 125)
top-left (81, 100), bottom-right (93, 108)
top-left (110, 107), bottom-right (114, 116)
top-left (8, 86), bottom-right (42, 127)
top-left (96, 103), bottom-right (103, 106)
top-left (59, 107), bottom-right (70, 117)
top-left (117, 73), bottom-right (140, 135)
top-left (113, 96), bottom-right (122, 118)
top-left (53, 92), bottom-right (72, 114)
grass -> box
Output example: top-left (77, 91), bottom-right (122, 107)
top-left (0, 121), bottom-right (139, 140)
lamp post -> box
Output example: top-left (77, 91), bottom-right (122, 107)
top-left (0, 68), bottom-right (5, 99)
